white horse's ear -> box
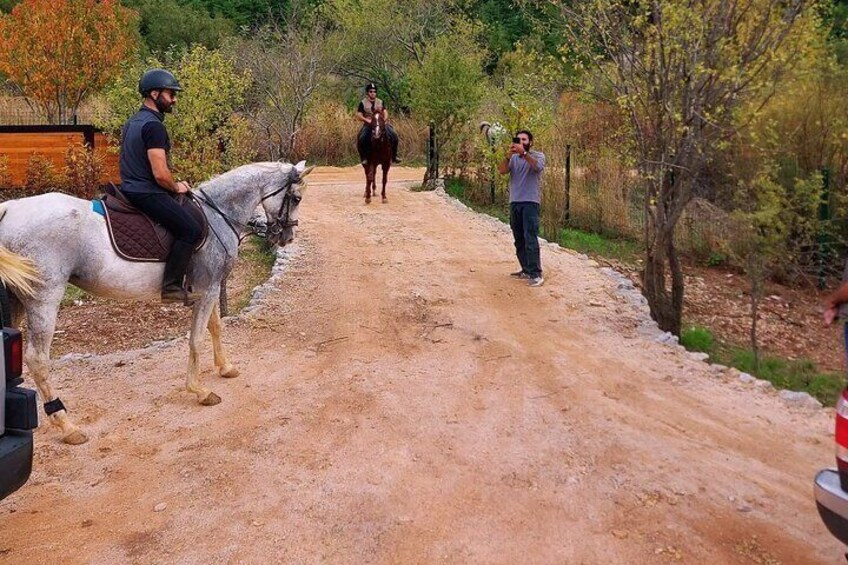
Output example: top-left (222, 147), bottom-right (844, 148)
top-left (294, 160), bottom-right (307, 173)
top-left (301, 165), bottom-right (315, 178)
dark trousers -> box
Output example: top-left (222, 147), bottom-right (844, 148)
top-left (123, 191), bottom-right (203, 246)
top-left (357, 124), bottom-right (399, 161)
top-left (124, 190), bottom-right (204, 289)
top-left (510, 201), bottom-right (542, 277)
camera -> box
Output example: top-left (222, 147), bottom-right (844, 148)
top-left (512, 137), bottom-right (521, 144)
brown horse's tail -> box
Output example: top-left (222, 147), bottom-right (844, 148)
top-left (0, 245), bottom-right (40, 299)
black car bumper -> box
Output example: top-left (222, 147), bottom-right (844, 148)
top-left (815, 468), bottom-right (848, 545)
top-left (0, 429), bottom-right (33, 501)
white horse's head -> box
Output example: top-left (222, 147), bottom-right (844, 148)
top-left (255, 160), bottom-right (314, 247)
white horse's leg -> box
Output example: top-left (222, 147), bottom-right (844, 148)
top-left (24, 287), bottom-right (87, 444)
top-left (186, 293), bottom-right (221, 406)
top-left (207, 302), bottom-right (238, 378)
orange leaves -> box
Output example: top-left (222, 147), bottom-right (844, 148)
top-left (0, 0), bottom-right (138, 124)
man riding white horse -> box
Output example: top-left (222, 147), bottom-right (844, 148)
top-left (356, 83), bottom-right (400, 166)
top-left (120, 68), bottom-right (202, 305)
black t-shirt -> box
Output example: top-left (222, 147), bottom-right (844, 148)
top-left (141, 120), bottom-right (168, 151)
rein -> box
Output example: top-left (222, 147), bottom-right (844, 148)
top-left (192, 180), bottom-right (299, 258)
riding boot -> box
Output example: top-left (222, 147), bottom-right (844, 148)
top-left (162, 241), bottom-right (199, 305)
top-left (391, 136), bottom-right (401, 164)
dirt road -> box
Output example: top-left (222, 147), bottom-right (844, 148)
top-left (0, 166), bottom-right (841, 563)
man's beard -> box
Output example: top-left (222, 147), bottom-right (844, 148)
top-left (154, 96), bottom-right (174, 113)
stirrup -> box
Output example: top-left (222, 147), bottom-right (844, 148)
top-left (161, 285), bottom-right (199, 306)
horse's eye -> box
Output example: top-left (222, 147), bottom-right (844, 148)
top-left (292, 195), bottom-right (302, 204)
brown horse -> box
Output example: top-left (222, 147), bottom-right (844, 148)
top-left (362, 112), bottom-right (392, 204)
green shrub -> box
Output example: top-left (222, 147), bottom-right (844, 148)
top-left (680, 326), bottom-right (715, 353)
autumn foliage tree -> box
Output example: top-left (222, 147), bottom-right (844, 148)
top-left (0, 0), bottom-right (137, 124)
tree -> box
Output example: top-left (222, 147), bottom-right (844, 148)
top-left (563, 0), bottom-right (814, 335)
top-left (0, 0), bottom-right (138, 124)
top-left (95, 45), bottom-right (255, 181)
top-left (124, 0), bottom-right (236, 53)
top-left (409, 30), bottom-right (486, 169)
top-left (233, 12), bottom-right (338, 159)
top-left (322, 0), bottom-right (465, 110)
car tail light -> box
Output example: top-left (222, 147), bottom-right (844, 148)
top-left (836, 389), bottom-right (848, 491)
top-left (3, 328), bottom-right (22, 382)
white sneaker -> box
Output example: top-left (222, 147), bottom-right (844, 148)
top-left (528, 276), bottom-right (544, 287)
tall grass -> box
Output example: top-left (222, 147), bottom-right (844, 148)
top-left (291, 102), bottom-right (429, 166)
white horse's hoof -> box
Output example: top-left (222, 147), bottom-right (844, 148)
top-left (62, 430), bottom-right (89, 445)
top-left (200, 392), bottom-right (222, 406)
top-left (220, 365), bottom-right (240, 379)
top-left (382, 197), bottom-right (388, 204)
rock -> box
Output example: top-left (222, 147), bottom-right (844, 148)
top-left (688, 352), bottom-right (710, 362)
top-left (738, 373), bottom-right (755, 384)
top-left (710, 364), bottom-right (728, 373)
top-left (779, 390), bottom-right (823, 410)
top-left (737, 504), bottom-right (753, 513)
top-left (154, 503), bottom-right (168, 512)
top-left (753, 380), bottom-right (774, 392)
top-left (655, 332), bottom-right (679, 346)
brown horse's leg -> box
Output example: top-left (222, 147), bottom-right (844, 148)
top-left (382, 162), bottom-right (389, 203)
top-left (365, 163), bottom-right (373, 203)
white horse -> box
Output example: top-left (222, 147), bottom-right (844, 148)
top-left (0, 161), bottom-right (312, 444)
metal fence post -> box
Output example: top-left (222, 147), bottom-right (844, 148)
top-left (817, 167), bottom-right (831, 290)
top-left (427, 122), bottom-right (436, 183)
top-left (563, 144), bottom-right (571, 224)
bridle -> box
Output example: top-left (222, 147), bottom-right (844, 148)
top-left (193, 176), bottom-right (300, 255)
top-left (255, 182), bottom-right (300, 240)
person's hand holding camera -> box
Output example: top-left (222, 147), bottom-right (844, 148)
top-left (511, 137), bottom-right (527, 157)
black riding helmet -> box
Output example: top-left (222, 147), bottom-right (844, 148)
top-left (365, 82), bottom-right (377, 92)
top-left (139, 69), bottom-right (182, 97)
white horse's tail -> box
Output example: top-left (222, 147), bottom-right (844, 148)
top-left (0, 246), bottom-right (40, 298)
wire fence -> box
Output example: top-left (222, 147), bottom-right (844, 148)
top-left (453, 139), bottom-right (848, 289)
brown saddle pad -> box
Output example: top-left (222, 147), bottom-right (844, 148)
top-left (101, 184), bottom-right (208, 262)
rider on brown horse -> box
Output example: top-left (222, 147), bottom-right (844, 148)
top-left (356, 83), bottom-right (400, 166)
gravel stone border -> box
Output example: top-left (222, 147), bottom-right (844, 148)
top-left (434, 184), bottom-right (825, 412)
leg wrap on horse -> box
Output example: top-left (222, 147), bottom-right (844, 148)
top-left (44, 397), bottom-right (66, 416)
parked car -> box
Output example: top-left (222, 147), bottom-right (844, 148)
top-left (0, 284), bottom-right (37, 501)
top-left (815, 389), bottom-right (848, 547)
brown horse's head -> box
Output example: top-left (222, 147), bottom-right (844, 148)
top-left (371, 112), bottom-right (386, 142)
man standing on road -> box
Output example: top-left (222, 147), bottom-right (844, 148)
top-left (497, 129), bottom-right (546, 287)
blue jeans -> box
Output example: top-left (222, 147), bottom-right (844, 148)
top-left (509, 201), bottom-right (541, 278)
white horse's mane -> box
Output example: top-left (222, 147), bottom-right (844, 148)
top-left (196, 161), bottom-right (297, 191)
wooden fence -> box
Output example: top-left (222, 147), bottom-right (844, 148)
top-left (0, 125), bottom-right (119, 187)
